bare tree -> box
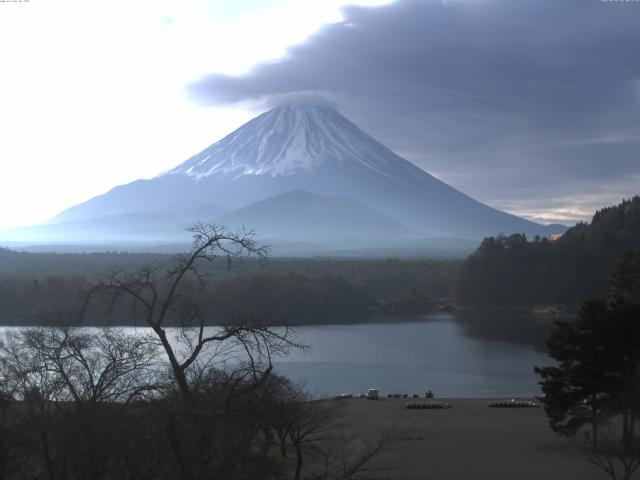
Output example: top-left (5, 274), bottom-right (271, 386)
top-left (0, 329), bottom-right (68, 480)
top-left (287, 397), bottom-right (336, 480)
top-left (81, 223), bottom-right (306, 480)
top-left (20, 327), bottom-right (162, 405)
top-left (0, 224), bottom-right (398, 480)
top-left (0, 327), bottom-right (165, 480)
top-left (83, 223), bottom-right (299, 405)
top-left (265, 388), bottom-right (401, 480)
top-left (310, 428), bottom-right (402, 480)
top-left (0, 390), bottom-right (29, 480)
top-left (581, 424), bottom-right (640, 480)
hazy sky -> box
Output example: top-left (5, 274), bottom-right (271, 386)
top-left (1, 0), bottom-right (638, 231)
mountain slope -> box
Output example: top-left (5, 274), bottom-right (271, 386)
top-left (218, 190), bottom-right (417, 244)
top-left (28, 104), bottom-right (563, 244)
top-left (4, 204), bottom-right (225, 244)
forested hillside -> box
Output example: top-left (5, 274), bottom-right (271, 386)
top-left (455, 196), bottom-right (640, 306)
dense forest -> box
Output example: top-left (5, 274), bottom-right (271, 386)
top-left (0, 248), bottom-right (458, 326)
top-left (455, 196), bottom-right (640, 306)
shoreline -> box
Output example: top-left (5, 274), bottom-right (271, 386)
top-left (0, 304), bottom-right (575, 328)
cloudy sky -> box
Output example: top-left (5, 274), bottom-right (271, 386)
top-left (1, 0), bottom-right (638, 231)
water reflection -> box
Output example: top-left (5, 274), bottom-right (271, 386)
top-left (275, 314), bottom-right (554, 397)
top-left (453, 311), bottom-right (558, 352)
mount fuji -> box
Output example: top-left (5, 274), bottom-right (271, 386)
top-left (5, 104), bottom-right (564, 252)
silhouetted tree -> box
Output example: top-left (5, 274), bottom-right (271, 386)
top-left (610, 250), bottom-right (640, 305)
top-left (83, 223), bottom-right (298, 405)
top-left (0, 326), bottom-right (164, 480)
top-left (535, 298), bottom-right (614, 445)
top-left (537, 251), bottom-right (640, 476)
top-left (82, 223), bottom-right (304, 480)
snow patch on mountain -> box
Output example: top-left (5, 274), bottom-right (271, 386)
top-left (158, 104), bottom-right (420, 180)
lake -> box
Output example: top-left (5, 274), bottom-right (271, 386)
top-left (0, 312), bottom-right (554, 398)
top-left (274, 313), bottom-right (553, 397)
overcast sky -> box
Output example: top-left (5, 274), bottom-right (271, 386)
top-left (1, 0), bottom-right (638, 230)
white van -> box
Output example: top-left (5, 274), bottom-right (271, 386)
top-left (366, 388), bottom-right (379, 400)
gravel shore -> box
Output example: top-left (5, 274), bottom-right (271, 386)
top-left (332, 397), bottom-right (605, 480)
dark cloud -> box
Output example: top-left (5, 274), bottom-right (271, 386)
top-left (187, 0), bottom-right (640, 224)
top-left (262, 91), bottom-right (340, 110)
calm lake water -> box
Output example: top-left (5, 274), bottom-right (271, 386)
top-left (1, 313), bottom-right (554, 398)
top-left (274, 313), bottom-right (553, 397)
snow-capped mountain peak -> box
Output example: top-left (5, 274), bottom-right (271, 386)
top-left (42, 102), bottom-right (566, 244)
top-left (159, 104), bottom-right (412, 180)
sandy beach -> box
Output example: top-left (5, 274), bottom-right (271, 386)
top-left (332, 397), bottom-right (606, 480)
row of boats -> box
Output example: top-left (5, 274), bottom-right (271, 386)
top-left (488, 400), bottom-right (539, 408)
top-left (406, 401), bottom-right (451, 409)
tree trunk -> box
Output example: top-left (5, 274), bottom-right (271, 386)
top-left (591, 396), bottom-right (599, 447)
top-left (623, 410), bottom-right (631, 447)
top-left (260, 427), bottom-right (273, 455)
top-left (165, 413), bottom-right (192, 480)
top-left (153, 326), bottom-right (192, 404)
top-left (280, 439), bottom-right (287, 457)
top-left (294, 442), bottom-right (303, 480)
top-left (34, 410), bottom-right (57, 480)
top-left (277, 432), bottom-right (287, 457)
top-left (41, 430), bottom-right (56, 480)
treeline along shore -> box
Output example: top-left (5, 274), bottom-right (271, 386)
top-left (0, 196), bottom-right (638, 327)
top-left (0, 251), bottom-right (458, 326)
